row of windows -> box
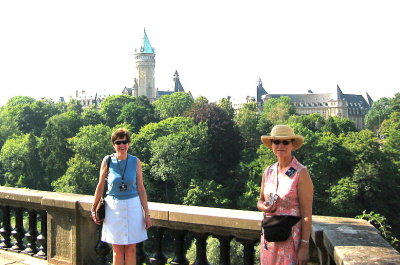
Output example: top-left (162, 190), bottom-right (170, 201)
top-left (135, 56), bottom-right (154, 60)
top-left (79, 98), bottom-right (105, 107)
top-left (295, 102), bottom-right (328, 107)
top-left (349, 109), bottom-right (366, 115)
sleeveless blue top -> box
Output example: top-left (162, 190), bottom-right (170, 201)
top-left (105, 154), bottom-right (138, 200)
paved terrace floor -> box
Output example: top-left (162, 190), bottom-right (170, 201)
top-left (0, 250), bottom-right (46, 265)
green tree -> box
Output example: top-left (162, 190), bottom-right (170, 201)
top-left (217, 98), bottom-right (235, 120)
top-left (5, 96), bottom-right (36, 107)
top-left (118, 96), bottom-right (158, 133)
top-left (68, 124), bottom-right (113, 165)
top-left (183, 179), bottom-right (230, 207)
top-left (4, 98), bottom-right (61, 136)
top-left (338, 130), bottom-right (400, 222)
top-left (380, 111), bottom-right (400, 137)
top-left (0, 134), bottom-right (45, 189)
top-left (235, 102), bottom-right (261, 156)
top-left (194, 96), bottom-right (209, 105)
top-left (0, 108), bottom-right (21, 148)
top-left (52, 155), bottom-right (98, 195)
top-left (381, 127), bottom-right (400, 168)
top-left (288, 113), bottom-right (325, 132)
top-left (321, 116), bottom-right (357, 136)
top-left (153, 92), bottom-right (194, 119)
top-left (365, 97), bottom-right (392, 130)
top-left (258, 96), bottom-right (296, 126)
top-left (38, 111), bottom-right (83, 186)
top-left (66, 98), bottom-right (83, 114)
top-left (131, 117), bottom-right (200, 164)
top-left (390, 93), bottom-right (400, 112)
top-left (185, 103), bottom-right (242, 181)
top-left (329, 176), bottom-right (361, 216)
top-left (81, 106), bottom-right (106, 126)
top-left (149, 123), bottom-right (213, 203)
top-left (237, 144), bottom-right (277, 211)
top-left (100, 95), bottom-right (136, 127)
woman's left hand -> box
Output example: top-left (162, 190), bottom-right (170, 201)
top-left (297, 244), bottom-right (309, 265)
top-left (144, 215), bottom-right (152, 229)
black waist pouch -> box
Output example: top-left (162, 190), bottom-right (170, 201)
top-left (262, 215), bottom-right (301, 242)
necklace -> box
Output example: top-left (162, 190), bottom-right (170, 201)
top-left (115, 154), bottom-right (129, 182)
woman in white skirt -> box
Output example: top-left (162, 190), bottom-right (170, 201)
top-left (92, 128), bottom-right (152, 265)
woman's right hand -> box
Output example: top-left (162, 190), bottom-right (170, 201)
top-left (263, 201), bottom-right (277, 213)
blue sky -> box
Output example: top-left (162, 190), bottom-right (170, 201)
top-left (1, 0), bottom-right (399, 106)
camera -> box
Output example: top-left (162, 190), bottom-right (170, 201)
top-left (267, 193), bottom-right (278, 206)
top-left (119, 183), bottom-right (128, 192)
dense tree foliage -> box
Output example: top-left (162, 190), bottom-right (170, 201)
top-left (0, 134), bottom-right (45, 189)
top-left (118, 96), bottom-right (158, 133)
top-left (153, 92), bottom-right (194, 119)
top-left (38, 111), bottom-right (83, 187)
top-left (149, 122), bottom-right (213, 203)
top-left (258, 96), bottom-right (296, 127)
top-left (185, 102), bottom-right (242, 181)
top-left (3, 98), bottom-right (61, 136)
top-left (235, 102), bottom-right (261, 156)
top-left (0, 92), bottom-right (399, 248)
top-left (100, 95), bottom-right (136, 127)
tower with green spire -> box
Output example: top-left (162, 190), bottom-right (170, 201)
top-left (134, 29), bottom-right (156, 100)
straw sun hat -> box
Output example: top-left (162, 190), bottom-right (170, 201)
top-left (261, 125), bottom-right (304, 151)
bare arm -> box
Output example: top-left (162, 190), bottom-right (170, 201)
top-left (257, 170), bottom-right (266, 211)
top-left (297, 167), bottom-right (314, 265)
top-left (136, 159), bottom-right (152, 229)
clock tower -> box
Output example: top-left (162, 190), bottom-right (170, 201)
top-left (134, 29), bottom-right (156, 100)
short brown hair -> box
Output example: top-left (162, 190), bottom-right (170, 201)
top-left (111, 128), bottom-right (131, 144)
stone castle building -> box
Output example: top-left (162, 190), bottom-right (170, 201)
top-left (74, 30), bottom-right (371, 129)
top-left (255, 79), bottom-right (373, 129)
top-left (76, 29), bottom-right (187, 107)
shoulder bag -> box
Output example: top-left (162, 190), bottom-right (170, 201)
top-left (95, 155), bottom-right (112, 222)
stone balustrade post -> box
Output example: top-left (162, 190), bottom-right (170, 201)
top-left (42, 193), bottom-right (103, 265)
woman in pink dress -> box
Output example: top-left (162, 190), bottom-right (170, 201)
top-left (257, 125), bottom-right (314, 265)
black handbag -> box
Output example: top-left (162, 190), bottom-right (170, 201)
top-left (95, 155), bottom-right (112, 222)
top-left (262, 215), bottom-right (301, 242)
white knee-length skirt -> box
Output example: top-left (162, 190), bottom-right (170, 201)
top-left (101, 196), bottom-right (148, 245)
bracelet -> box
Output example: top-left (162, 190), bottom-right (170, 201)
top-left (301, 239), bottom-right (309, 244)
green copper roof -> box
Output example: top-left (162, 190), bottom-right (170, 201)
top-left (139, 29), bottom-right (154, 54)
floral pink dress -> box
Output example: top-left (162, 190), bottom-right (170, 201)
top-left (260, 157), bottom-right (305, 265)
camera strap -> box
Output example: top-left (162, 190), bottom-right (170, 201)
top-left (115, 154), bottom-right (129, 183)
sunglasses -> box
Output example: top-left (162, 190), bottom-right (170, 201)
top-left (272, 140), bottom-right (292, 145)
top-left (114, 140), bottom-right (129, 145)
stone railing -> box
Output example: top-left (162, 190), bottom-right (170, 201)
top-left (0, 186), bottom-right (399, 265)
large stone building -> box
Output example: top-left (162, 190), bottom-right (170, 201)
top-left (76, 29), bottom-right (187, 107)
top-left (122, 29), bottom-right (188, 101)
top-left (256, 79), bottom-right (373, 129)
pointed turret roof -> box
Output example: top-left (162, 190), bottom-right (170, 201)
top-left (173, 70), bottom-right (185, 92)
top-left (333, 84), bottom-right (344, 100)
top-left (365, 92), bottom-right (374, 106)
top-left (256, 78), bottom-right (267, 103)
top-left (138, 28), bottom-right (154, 54)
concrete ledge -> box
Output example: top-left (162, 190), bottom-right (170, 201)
top-left (1, 186), bottom-right (400, 265)
top-left (0, 186), bottom-right (52, 209)
top-left (168, 205), bottom-right (262, 230)
top-left (312, 215), bottom-right (400, 265)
